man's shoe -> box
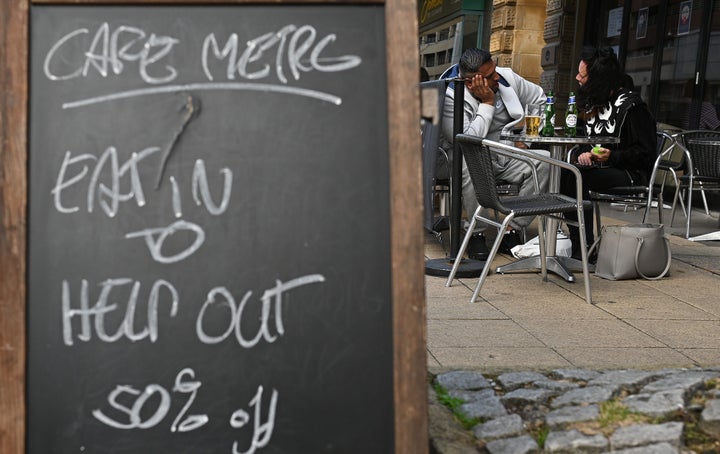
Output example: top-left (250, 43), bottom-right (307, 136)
top-left (466, 232), bottom-right (489, 261)
top-left (499, 229), bottom-right (522, 254)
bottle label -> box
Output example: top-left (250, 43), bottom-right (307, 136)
top-left (566, 114), bottom-right (577, 128)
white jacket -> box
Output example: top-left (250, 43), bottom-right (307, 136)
top-left (440, 66), bottom-right (546, 149)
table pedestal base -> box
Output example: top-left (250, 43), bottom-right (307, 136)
top-left (495, 255), bottom-right (595, 282)
top-left (425, 257), bottom-right (485, 278)
top-left (689, 231), bottom-right (720, 242)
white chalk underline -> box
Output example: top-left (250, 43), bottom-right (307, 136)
top-left (61, 82), bottom-right (343, 109)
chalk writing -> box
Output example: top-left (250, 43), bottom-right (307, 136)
top-left (62, 278), bottom-right (179, 346)
top-left (39, 15), bottom-right (350, 453)
top-left (195, 274), bottom-right (326, 348)
top-left (201, 25), bottom-right (361, 84)
top-left (125, 219), bottom-right (206, 263)
top-left (171, 368), bottom-right (209, 433)
top-left (92, 367), bottom-right (277, 450)
top-left (43, 23), bottom-right (179, 84)
top-left (44, 23), bottom-right (361, 108)
top-left (62, 274), bottom-right (325, 347)
top-left (93, 383), bottom-right (172, 429)
top-left (191, 159), bottom-right (233, 215)
top-left (52, 147), bottom-right (233, 219)
top-left (52, 146), bottom-right (159, 216)
top-left (62, 82), bottom-right (346, 109)
top-left (230, 385), bottom-right (278, 454)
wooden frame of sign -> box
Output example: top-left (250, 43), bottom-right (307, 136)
top-left (0, 0), bottom-right (426, 452)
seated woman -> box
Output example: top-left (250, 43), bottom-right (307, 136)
top-left (561, 46), bottom-right (657, 258)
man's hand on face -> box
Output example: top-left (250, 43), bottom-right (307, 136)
top-left (467, 74), bottom-right (495, 105)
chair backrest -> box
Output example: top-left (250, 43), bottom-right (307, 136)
top-left (676, 129), bottom-right (720, 178)
top-left (456, 137), bottom-right (509, 215)
top-left (420, 79), bottom-right (449, 231)
top-left (649, 130), bottom-right (680, 188)
top-left (656, 130), bottom-right (675, 157)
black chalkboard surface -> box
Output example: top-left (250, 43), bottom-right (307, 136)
top-left (28, 5), bottom-right (392, 453)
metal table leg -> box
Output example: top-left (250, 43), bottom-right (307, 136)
top-left (495, 144), bottom-right (577, 282)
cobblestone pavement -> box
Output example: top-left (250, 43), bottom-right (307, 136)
top-left (429, 368), bottom-right (720, 453)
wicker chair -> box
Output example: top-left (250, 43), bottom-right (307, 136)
top-left (446, 135), bottom-right (593, 304)
top-left (672, 129), bottom-right (720, 238)
top-left (420, 80), bottom-right (450, 233)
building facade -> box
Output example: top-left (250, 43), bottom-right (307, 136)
top-left (419, 0), bottom-right (720, 131)
top-left (602, 0), bottom-right (720, 131)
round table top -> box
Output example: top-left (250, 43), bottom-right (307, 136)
top-left (500, 133), bottom-right (621, 145)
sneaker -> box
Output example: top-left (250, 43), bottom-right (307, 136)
top-left (466, 232), bottom-right (489, 261)
top-left (499, 229), bottom-right (522, 254)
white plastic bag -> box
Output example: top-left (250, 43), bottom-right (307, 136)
top-left (510, 231), bottom-right (572, 258)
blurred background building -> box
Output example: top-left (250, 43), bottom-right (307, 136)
top-left (418, 0), bottom-right (720, 132)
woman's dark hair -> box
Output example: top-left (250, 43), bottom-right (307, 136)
top-left (458, 48), bottom-right (493, 75)
top-left (621, 73), bottom-right (635, 90)
top-left (577, 46), bottom-right (624, 110)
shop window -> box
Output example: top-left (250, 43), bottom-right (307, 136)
top-left (700, 1), bottom-right (720, 130)
top-left (626, 3), bottom-right (659, 103)
top-left (656, 0), bottom-right (702, 128)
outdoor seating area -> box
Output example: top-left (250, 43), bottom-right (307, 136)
top-left (425, 199), bottom-right (720, 371)
top-left (422, 103), bottom-right (720, 369)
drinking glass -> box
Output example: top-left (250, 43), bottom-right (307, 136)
top-left (524, 104), bottom-right (542, 136)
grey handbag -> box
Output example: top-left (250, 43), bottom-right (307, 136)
top-left (595, 223), bottom-right (672, 280)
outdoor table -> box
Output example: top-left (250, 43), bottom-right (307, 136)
top-left (685, 137), bottom-right (720, 242)
top-left (497, 133), bottom-right (620, 282)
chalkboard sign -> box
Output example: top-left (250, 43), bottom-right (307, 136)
top-left (23, 5), bottom-right (417, 453)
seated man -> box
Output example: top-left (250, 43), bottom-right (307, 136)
top-left (440, 48), bottom-right (550, 259)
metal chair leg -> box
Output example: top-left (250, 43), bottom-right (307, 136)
top-left (577, 209), bottom-right (593, 305)
top-left (470, 215), bottom-right (515, 303)
top-left (446, 207), bottom-right (480, 287)
top-left (700, 185), bottom-right (710, 216)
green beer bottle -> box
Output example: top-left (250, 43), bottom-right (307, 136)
top-left (565, 91), bottom-right (578, 137)
top-left (541, 91), bottom-right (555, 137)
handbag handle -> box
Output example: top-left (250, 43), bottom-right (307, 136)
top-left (634, 236), bottom-right (672, 280)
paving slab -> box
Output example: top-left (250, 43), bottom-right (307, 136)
top-left (594, 295), bottom-right (719, 320)
top-left (628, 319), bottom-right (720, 349)
top-left (427, 319), bottom-right (544, 349)
top-left (425, 208), bottom-right (720, 372)
top-left (553, 347), bottom-right (697, 370)
top-left (429, 346), bottom-right (572, 372)
top-left (513, 319), bottom-right (665, 349)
